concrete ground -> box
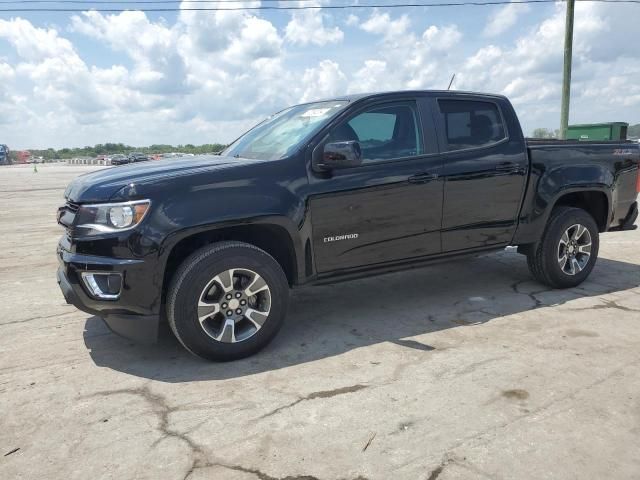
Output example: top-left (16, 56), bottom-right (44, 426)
top-left (1, 163), bottom-right (639, 480)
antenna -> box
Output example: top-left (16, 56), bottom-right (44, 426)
top-left (447, 74), bottom-right (456, 90)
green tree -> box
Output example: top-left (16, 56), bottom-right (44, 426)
top-left (532, 128), bottom-right (558, 139)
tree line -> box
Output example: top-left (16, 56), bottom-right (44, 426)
top-left (7, 125), bottom-right (640, 161)
top-left (532, 124), bottom-right (640, 139)
top-left (7, 143), bottom-right (227, 161)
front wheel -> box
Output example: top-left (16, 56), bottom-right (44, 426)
top-left (167, 241), bottom-right (289, 361)
top-left (527, 206), bottom-right (600, 288)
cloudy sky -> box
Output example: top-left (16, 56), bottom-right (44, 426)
top-left (1, 1), bottom-right (639, 149)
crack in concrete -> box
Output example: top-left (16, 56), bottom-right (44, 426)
top-left (426, 464), bottom-right (445, 480)
top-left (426, 453), bottom-right (460, 480)
top-left (510, 280), bottom-right (551, 309)
top-left (186, 462), bottom-right (369, 480)
top-left (259, 384), bottom-right (369, 419)
top-left (435, 356), bottom-right (507, 380)
top-left (567, 298), bottom-right (640, 313)
top-left (457, 358), bottom-right (639, 452)
top-left (84, 385), bottom-right (371, 480)
top-left (83, 386), bottom-right (209, 477)
top-left (0, 311), bottom-right (75, 326)
top-left (398, 359), bottom-right (640, 479)
top-left (215, 464), bottom-right (322, 480)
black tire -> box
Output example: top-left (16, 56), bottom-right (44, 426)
top-left (167, 241), bottom-right (289, 361)
top-left (527, 206), bottom-right (599, 288)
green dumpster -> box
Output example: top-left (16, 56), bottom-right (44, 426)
top-left (567, 122), bottom-right (628, 141)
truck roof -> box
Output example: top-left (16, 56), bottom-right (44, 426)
top-left (315, 89), bottom-right (508, 103)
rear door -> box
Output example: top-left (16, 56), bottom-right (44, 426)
top-left (432, 96), bottom-right (528, 251)
top-left (309, 97), bottom-right (444, 273)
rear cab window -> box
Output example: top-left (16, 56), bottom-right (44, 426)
top-left (437, 99), bottom-right (507, 152)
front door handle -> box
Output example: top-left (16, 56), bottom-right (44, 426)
top-left (408, 173), bottom-right (439, 184)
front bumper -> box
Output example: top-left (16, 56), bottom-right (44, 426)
top-left (57, 241), bottom-right (160, 343)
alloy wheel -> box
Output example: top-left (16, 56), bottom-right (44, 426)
top-left (197, 268), bottom-right (271, 343)
top-left (557, 223), bottom-right (592, 276)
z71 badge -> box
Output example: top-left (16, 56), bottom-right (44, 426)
top-left (324, 233), bottom-right (359, 243)
top-left (613, 149), bottom-right (634, 156)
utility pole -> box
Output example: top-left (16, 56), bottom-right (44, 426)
top-left (559, 0), bottom-right (575, 139)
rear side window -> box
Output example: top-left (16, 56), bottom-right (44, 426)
top-left (438, 99), bottom-right (507, 151)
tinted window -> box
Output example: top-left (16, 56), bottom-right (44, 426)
top-left (438, 100), bottom-right (506, 151)
top-left (223, 101), bottom-right (349, 160)
top-left (329, 102), bottom-right (423, 163)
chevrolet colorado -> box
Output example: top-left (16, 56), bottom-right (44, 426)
top-left (57, 91), bottom-right (640, 361)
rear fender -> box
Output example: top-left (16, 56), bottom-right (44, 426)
top-left (512, 162), bottom-right (613, 244)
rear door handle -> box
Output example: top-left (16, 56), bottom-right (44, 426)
top-left (495, 162), bottom-right (522, 173)
top-left (408, 172), bottom-right (439, 184)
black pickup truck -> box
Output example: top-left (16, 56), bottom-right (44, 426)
top-left (57, 90), bottom-right (640, 361)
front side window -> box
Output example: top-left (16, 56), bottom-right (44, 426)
top-left (222, 101), bottom-right (349, 160)
top-left (438, 99), bottom-right (507, 151)
top-left (328, 102), bottom-right (423, 164)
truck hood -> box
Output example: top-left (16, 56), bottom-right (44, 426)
top-left (64, 155), bottom-right (263, 203)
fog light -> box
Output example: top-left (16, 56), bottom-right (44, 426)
top-left (81, 272), bottom-right (122, 300)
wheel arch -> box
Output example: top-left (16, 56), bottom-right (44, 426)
top-left (551, 188), bottom-right (610, 232)
top-left (161, 219), bottom-right (301, 300)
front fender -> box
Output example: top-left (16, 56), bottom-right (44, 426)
top-left (147, 180), bottom-right (309, 287)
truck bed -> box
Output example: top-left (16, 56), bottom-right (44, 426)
top-left (523, 138), bottom-right (639, 232)
top-left (525, 138), bottom-right (639, 147)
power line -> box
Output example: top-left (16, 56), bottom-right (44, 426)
top-left (0, 0), bottom-right (638, 11)
top-left (0, 0), bottom-right (319, 3)
top-left (1, 0), bottom-right (638, 2)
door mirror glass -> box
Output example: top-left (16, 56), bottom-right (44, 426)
top-left (319, 141), bottom-right (363, 170)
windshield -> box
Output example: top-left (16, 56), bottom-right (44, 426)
top-left (222, 100), bottom-right (349, 160)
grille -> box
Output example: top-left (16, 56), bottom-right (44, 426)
top-left (59, 201), bottom-right (81, 239)
top-left (66, 201), bottom-right (80, 213)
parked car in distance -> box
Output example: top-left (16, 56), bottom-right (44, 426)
top-left (110, 154), bottom-right (129, 166)
top-left (161, 152), bottom-right (184, 159)
top-left (57, 90), bottom-right (640, 361)
top-left (0, 144), bottom-right (11, 165)
top-left (128, 152), bottom-right (150, 163)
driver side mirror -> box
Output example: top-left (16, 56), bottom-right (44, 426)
top-left (317, 141), bottom-right (363, 170)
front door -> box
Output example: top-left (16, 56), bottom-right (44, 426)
top-left (309, 99), bottom-right (444, 273)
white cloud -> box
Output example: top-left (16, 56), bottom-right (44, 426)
top-left (301, 60), bottom-right (347, 101)
top-left (71, 11), bottom-right (188, 95)
top-left (353, 12), bottom-right (462, 91)
top-left (422, 25), bottom-right (462, 51)
top-left (360, 11), bottom-right (411, 42)
top-left (0, 18), bottom-right (76, 62)
top-left (345, 14), bottom-right (359, 27)
top-left (349, 60), bottom-right (389, 93)
top-left (285, 4), bottom-right (344, 46)
top-left (483, 2), bottom-right (531, 37)
top-left (223, 16), bottom-right (283, 64)
top-left (1, 1), bottom-right (639, 147)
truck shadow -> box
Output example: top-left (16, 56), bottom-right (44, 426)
top-left (83, 250), bottom-right (640, 382)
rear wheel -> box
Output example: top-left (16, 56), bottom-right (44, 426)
top-left (527, 206), bottom-right (599, 288)
top-left (167, 241), bottom-right (289, 361)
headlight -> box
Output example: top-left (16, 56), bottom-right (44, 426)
top-left (76, 200), bottom-right (151, 235)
